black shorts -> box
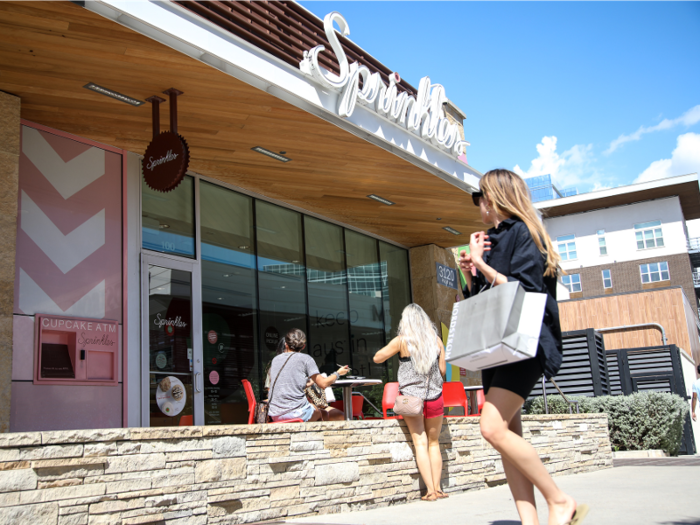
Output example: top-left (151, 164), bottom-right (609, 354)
top-left (481, 356), bottom-right (544, 400)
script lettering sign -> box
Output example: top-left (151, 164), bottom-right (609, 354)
top-left (142, 131), bottom-right (190, 192)
top-left (299, 12), bottom-right (469, 158)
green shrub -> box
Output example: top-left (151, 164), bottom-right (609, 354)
top-left (524, 392), bottom-right (689, 456)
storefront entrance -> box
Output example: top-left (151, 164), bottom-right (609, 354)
top-left (140, 174), bottom-right (412, 426)
top-left (142, 253), bottom-right (204, 426)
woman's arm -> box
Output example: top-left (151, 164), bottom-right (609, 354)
top-left (373, 337), bottom-right (402, 364)
top-left (311, 366), bottom-right (349, 389)
top-left (437, 337), bottom-right (447, 377)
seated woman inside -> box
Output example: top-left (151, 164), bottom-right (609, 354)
top-left (268, 328), bottom-right (349, 422)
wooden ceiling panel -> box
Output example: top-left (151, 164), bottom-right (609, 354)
top-left (0, 1), bottom-right (483, 247)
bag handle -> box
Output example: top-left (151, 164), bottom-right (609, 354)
top-left (269, 352), bottom-right (295, 404)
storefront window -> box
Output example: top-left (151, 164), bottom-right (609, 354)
top-left (379, 241), bottom-right (412, 340)
top-left (148, 266), bottom-right (194, 427)
top-left (142, 176), bottom-right (195, 258)
top-left (305, 217), bottom-right (349, 375)
top-left (200, 181), bottom-right (257, 425)
top-left (255, 201), bottom-right (307, 397)
top-left (345, 231), bottom-right (385, 379)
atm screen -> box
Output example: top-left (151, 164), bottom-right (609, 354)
top-left (40, 343), bottom-right (75, 378)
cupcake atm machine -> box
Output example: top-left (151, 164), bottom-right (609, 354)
top-left (34, 314), bottom-right (119, 386)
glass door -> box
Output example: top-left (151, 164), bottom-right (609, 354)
top-left (141, 253), bottom-right (204, 426)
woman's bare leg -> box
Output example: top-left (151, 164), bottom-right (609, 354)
top-left (480, 387), bottom-right (576, 525)
top-left (404, 414), bottom-right (437, 498)
top-left (502, 411), bottom-right (538, 525)
top-left (325, 407), bottom-right (345, 421)
top-left (424, 415), bottom-right (444, 494)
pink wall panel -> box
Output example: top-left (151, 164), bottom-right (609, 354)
top-left (10, 382), bottom-right (122, 432)
top-left (12, 315), bottom-right (35, 381)
top-left (14, 125), bottom-right (122, 321)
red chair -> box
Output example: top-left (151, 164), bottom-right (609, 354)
top-left (329, 394), bottom-right (364, 419)
top-left (442, 382), bottom-right (469, 417)
top-left (241, 379), bottom-right (303, 424)
top-left (382, 382), bottom-right (402, 420)
top-left (467, 389), bottom-right (485, 417)
top-left (178, 415), bottom-right (193, 426)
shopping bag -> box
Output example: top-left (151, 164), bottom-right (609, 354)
top-left (445, 281), bottom-right (546, 371)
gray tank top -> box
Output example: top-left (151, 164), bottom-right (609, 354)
top-left (397, 343), bottom-right (443, 401)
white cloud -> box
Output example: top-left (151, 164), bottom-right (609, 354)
top-left (634, 132), bottom-right (700, 183)
top-left (605, 105), bottom-right (700, 155)
top-left (513, 136), bottom-right (598, 190)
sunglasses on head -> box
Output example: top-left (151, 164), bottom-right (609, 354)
top-left (471, 191), bottom-right (483, 207)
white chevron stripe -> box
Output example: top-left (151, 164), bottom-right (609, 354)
top-left (19, 268), bottom-right (105, 318)
top-left (21, 191), bottom-right (105, 274)
top-left (22, 126), bottom-right (106, 199)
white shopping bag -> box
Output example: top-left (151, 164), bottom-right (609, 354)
top-left (445, 281), bottom-right (546, 371)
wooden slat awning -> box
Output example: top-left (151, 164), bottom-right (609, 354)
top-left (0, 1), bottom-right (482, 248)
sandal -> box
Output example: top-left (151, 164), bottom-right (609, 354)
top-left (421, 492), bottom-right (438, 501)
top-left (435, 490), bottom-right (449, 499)
top-left (565, 504), bottom-right (590, 525)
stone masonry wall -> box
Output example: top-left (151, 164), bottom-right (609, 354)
top-left (0, 415), bottom-right (612, 524)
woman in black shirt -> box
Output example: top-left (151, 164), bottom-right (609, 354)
top-left (460, 169), bottom-right (587, 525)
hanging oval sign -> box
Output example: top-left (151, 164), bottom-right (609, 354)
top-left (142, 131), bottom-right (190, 192)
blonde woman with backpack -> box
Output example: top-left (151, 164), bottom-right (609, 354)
top-left (374, 304), bottom-right (447, 501)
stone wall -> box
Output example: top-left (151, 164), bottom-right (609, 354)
top-left (0, 91), bottom-right (21, 434)
top-left (0, 415), bottom-right (612, 524)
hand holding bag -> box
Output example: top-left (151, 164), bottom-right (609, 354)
top-left (255, 353), bottom-right (295, 423)
top-left (445, 280), bottom-right (547, 371)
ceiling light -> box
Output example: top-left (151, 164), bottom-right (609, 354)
top-left (367, 194), bottom-right (395, 206)
top-left (292, 260), bottom-right (300, 263)
top-left (238, 245), bottom-right (249, 249)
top-left (218, 297), bottom-right (223, 300)
top-left (443, 226), bottom-right (462, 235)
top-left (222, 274), bottom-right (230, 278)
top-left (83, 83), bottom-right (144, 106)
top-left (159, 223), bottom-right (170, 229)
top-left (251, 146), bottom-right (291, 162)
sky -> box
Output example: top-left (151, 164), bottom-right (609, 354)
top-left (299, 1), bottom-right (700, 196)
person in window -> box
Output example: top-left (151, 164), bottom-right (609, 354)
top-left (373, 304), bottom-right (447, 501)
top-left (459, 169), bottom-right (588, 525)
top-left (268, 328), bottom-right (349, 422)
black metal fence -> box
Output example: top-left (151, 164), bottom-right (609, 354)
top-left (528, 329), bottom-right (695, 455)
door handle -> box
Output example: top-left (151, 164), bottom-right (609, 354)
top-left (195, 372), bottom-right (202, 393)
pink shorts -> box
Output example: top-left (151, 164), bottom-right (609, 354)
top-left (424, 395), bottom-right (444, 419)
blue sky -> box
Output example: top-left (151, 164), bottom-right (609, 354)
top-left (299, 2), bottom-right (700, 194)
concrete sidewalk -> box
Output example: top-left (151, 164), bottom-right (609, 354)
top-left (288, 464), bottom-right (700, 525)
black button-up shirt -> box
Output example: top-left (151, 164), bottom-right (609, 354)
top-left (462, 217), bottom-right (563, 379)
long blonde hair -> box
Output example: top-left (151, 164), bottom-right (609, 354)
top-left (480, 169), bottom-right (560, 277)
top-left (397, 304), bottom-right (441, 375)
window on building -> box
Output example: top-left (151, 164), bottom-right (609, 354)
top-left (562, 273), bottom-right (582, 293)
top-left (597, 230), bottom-right (607, 256)
top-left (640, 262), bottom-right (670, 283)
top-left (556, 234), bottom-right (577, 261)
top-left (602, 269), bottom-right (612, 289)
top-left (635, 220), bottom-right (664, 250)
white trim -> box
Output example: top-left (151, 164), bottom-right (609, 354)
top-left (85, 1), bottom-right (481, 192)
top-left (536, 173), bottom-right (699, 210)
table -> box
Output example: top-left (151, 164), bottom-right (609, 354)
top-left (463, 385), bottom-right (484, 415)
top-left (334, 379), bottom-right (383, 420)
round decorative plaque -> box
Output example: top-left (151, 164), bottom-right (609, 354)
top-left (142, 131), bottom-right (190, 192)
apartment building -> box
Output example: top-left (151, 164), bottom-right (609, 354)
top-left (536, 173), bottom-right (700, 316)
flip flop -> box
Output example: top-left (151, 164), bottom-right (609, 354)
top-left (421, 492), bottom-right (438, 501)
top-left (435, 490), bottom-right (449, 499)
top-left (567, 504), bottom-right (590, 525)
